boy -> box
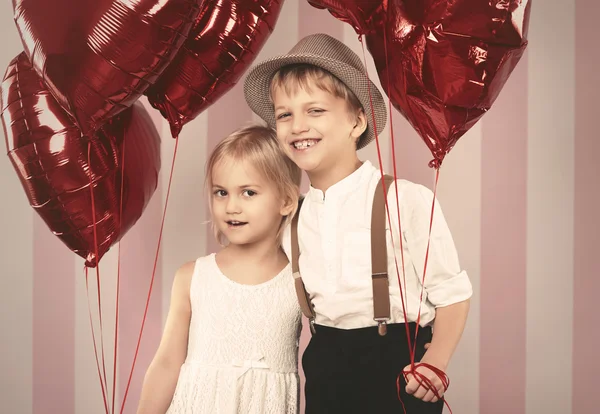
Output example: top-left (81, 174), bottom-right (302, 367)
top-left (244, 33), bottom-right (472, 413)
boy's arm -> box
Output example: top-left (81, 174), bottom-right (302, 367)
top-left (388, 182), bottom-right (472, 401)
top-left (404, 300), bottom-right (470, 402)
top-left (421, 300), bottom-right (470, 370)
top-left (136, 262), bottom-right (194, 414)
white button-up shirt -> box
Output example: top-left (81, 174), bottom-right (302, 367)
top-left (283, 161), bottom-right (472, 329)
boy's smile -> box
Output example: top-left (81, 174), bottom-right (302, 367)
top-left (290, 138), bottom-right (320, 151)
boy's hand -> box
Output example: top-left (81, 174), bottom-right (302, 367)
top-left (403, 357), bottom-right (447, 403)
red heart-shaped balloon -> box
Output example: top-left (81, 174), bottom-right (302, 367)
top-left (13, 0), bottom-right (203, 136)
top-left (146, 0), bottom-right (284, 137)
top-left (309, 0), bottom-right (531, 167)
top-left (1, 52), bottom-right (161, 267)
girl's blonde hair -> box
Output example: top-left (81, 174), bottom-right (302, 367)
top-left (205, 124), bottom-right (302, 246)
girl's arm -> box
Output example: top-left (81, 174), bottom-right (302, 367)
top-left (136, 261), bottom-right (195, 414)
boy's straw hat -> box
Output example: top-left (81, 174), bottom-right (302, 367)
top-left (243, 33), bottom-right (387, 150)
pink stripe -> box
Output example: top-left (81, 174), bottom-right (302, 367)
top-left (205, 82), bottom-right (254, 253)
top-left (573, 2), bottom-right (600, 413)
top-left (33, 215), bottom-right (75, 414)
top-left (479, 53), bottom-right (528, 413)
top-left (118, 172), bottom-right (164, 413)
top-left (389, 110), bottom-right (435, 188)
top-left (298, 1), bottom-right (343, 40)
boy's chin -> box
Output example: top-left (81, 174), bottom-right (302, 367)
top-left (288, 150), bottom-right (322, 170)
top-left (292, 157), bottom-right (323, 174)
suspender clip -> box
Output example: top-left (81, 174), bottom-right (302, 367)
top-left (375, 318), bottom-right (389, 336)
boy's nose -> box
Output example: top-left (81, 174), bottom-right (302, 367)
top-left (291, 115), bottom-right (309, 134)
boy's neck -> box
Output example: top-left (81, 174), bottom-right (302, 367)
top-left (308, 158), bottom-right (363, 194)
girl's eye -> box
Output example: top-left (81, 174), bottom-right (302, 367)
top-left (243, 190), bottom-right (257, 197)
top-left (214, 189), bottom-right (227, 197)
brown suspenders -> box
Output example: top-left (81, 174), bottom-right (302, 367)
top-left (291, 174), bottom-right (395, 336)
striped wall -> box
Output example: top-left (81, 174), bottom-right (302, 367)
top-left (1, 1), bottom-right (598, 413)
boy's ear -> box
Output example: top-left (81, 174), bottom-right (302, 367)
top-left (351, 109), bottom-right (368, 142)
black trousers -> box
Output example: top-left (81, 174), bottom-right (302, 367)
top-left (302, 323), bottom-right (444, 414)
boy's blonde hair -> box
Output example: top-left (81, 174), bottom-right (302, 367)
top-left (205, 124), bottom-right (301, 246)
top-left (270, 64), bottom-right (365, 143)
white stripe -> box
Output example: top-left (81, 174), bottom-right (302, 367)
top-left (0, 165), bottom-right (34, 414)
top-left (0, 3), bottom-right (35, 411)
top-left (526, 2), bottom-right (575, 414)
top-left (158, 101), bottom-right (209, 323)
top-left (437, 122), bottom-right (482, 414)
top-left (75, 250), bottom-right (119, 414)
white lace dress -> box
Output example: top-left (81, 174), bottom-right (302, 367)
top-left (166, 253), bottom-right (302, 414)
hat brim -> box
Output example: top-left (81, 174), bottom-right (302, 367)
top-left (244, 52), bottom-right (387, 150)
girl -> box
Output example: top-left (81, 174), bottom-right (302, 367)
top-left (137, 125), bottom-right (303, 414)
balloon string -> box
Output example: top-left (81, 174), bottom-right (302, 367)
top-left (412, 169), bottom-right (439, 353)
top-left (400, 169), bottom-right (452, 413)
top-left (84, 266), bottom-right (109, 414)
top-left (90, 144), bottom-right (110, 404)
top-left (120, 135), bottom-right (179, 413)
top-left (111, 141), bottom-right (126, 414)
top-left (382, 22), bottom-right (409, 354)
top-left (361, 33), bottom-right (452, 412)
top-left (86, 140), bottom-right (109, 414)
top-left (378, 25), bottom-right (413, 356)
top-left (360, 35), bottom-right (409, 414)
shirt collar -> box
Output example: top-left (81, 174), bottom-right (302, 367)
top-left (307, 160), bottom-right (375, 203)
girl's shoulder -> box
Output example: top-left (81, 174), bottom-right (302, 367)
top-left (172, 254), bottom-right (221, 302)
top-left (190, 253), bottom-right (216, 269)
top-left (174, 254), bottom-right (216, 286)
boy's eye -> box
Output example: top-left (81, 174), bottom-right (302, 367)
top-left (243, 189), bottom-right (257, 197)
top-left (213, 189), bottom-right (227, 197)
top-left (276, 112), bottom-right (290, 120)
top-left (309, 108), bottom-right (325, 114)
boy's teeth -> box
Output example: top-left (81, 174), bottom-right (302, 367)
top-left (293, 139), bottom-right (317, 149)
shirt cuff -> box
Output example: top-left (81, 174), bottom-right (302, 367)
top-left (426, 270), bottom-right (473, 308)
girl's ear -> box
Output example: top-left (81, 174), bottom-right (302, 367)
top-left (280, 194), bottom-right (296, 217)
top-left (351, 109), bottom-right (368, 144)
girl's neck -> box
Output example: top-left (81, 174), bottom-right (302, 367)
top-left (220, 237), bottom-right (285, 268)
